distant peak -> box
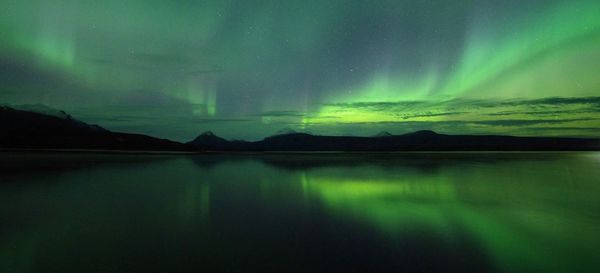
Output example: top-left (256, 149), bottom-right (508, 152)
top-left (273, 128), bottom-right (299, 136)
top-left (4, 103), bottom-right (73, 120)
top-left (200, 131), bottom-right (216, 137)
top-left (189, 131), bottom-right (227, 146)
top-left (374, 131), bottom-right (393, 137)
top-left (192, 131), bottom-right (225, 141)
top-left (405, 130), bottom-right (439, 136)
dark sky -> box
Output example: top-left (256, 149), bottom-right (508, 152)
top-left (1, 0), bottom-right (599, 140)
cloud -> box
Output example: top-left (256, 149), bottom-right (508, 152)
top-left (323, 97), bottom-right (600, 112)
top-left (397, 111), bottom-right (468, 119)
top-left (527, 127), bottom-right (600, 132)
top-left (322, 101), bottom-right (428, 111)
top-left (308, 97), bottom-right (600, 137)
top-left (256, 110), bottom-right (306, 117)
top-left (471, 97), bottom-right (600, 109)
top-left (319, 97), bottom-right (600, 122)
top-left (514, 97), bottom-right (600, 106)
top-left (187, 117), bottom-right (250, 123)
top-left (486, 108), bottom-right (600, 117)
top-left (472, 118), bottom-right (598, 127)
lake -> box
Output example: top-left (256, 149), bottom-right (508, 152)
top-left (1, 152), bottom-right (599, 273)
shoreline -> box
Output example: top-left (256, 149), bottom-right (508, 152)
top-left (1, 148), bottom-right (599, 155)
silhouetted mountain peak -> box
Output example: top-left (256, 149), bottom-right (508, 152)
top-left (193, 131), bottom-right (225, 141)
top-left (3, 107), bottom-right (598, 151)
top-left (273, 128), bottom-right (299, 136)
top-left (188, 131), bottom-right (228, 147)
top-left (404, 130), bottom-right (439, 137)
top-left (4, 103), bottom-right (72, 120)
top-left (0, 107), bottom-right (184, 150)
top-left (200, 131), bottom-right (216, 137)
top-left (264, 129), bottom-right (315, 141)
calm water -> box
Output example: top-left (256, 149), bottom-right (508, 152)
top-left (1, 152), bottom-right (599, 273)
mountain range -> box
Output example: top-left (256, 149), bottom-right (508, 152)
top-left (1, 106), bottom-right (599, 151)
top-left (0, 106), bottom-right (185, 151)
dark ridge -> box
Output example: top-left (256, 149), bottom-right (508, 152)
top-left (188, 130), bottom-right (600, 152)
top-left (200, 131), bottom-right (216, 136)
top-left (187, 131), bottom-right (230, 149)
top-left (0, 107), bottom-right (186, 151)
top-left (2, 106), bottom-right (599, 152)
top-left (272, 128), bottom-right (298, 136)
top-left (403, 130), bottom-right (439, 137)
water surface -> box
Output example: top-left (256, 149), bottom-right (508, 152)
top-left (1, 152), bottom-right (599, 273)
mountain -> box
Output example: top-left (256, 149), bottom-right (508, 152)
top-left (374, 131), bottom-right (393, 137)
top-left (272, 128), bottom-right (298, 136)
top-left (2, 105), bottom-right (599, 151)
top-left (187, 130), bottom-right (600, 151)
top-left (402, 130), bottom-right (438, 137)
top-left (0, 106), bottom-right (186, 151)
top-left (3, 103), bottom-right (72, 119)
top-left (187, 131), bottom-right (230, 149)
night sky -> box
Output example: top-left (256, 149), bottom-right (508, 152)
top-left (1, 0), bottom-right (599, 141)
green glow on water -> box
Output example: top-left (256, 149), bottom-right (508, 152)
top-left (302, 155), bottom-right (600, 272)
top-left (0, 153), bottom-right (599, 272)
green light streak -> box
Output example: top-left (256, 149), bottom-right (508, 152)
top-left (0, 0), bottom-right (598, 139)
top-left (309, 0), bottom-right (600, 136)
top-left (445, 0), bottom-right (600, 98)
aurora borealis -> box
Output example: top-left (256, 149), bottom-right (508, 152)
top-left (1, 0), bottom-right (599, 140)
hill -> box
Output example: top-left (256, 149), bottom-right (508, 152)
top-left (188, 130), bottom-right (600, 151)
top-left (0, 106), bottom-right (186, 151)
top-left (2, 106), bottom-right (598, 152)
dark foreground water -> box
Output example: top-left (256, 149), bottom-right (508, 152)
top-left (1, 152), bottom-right (599, 273)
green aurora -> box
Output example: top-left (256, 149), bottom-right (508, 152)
top-left (1, 0), bottom-right (599, 140)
